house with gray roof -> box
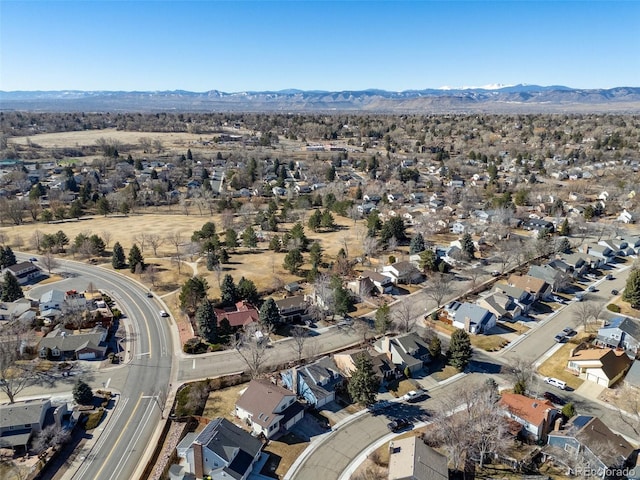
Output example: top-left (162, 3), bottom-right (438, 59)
top-left (0, 298), bottom-right (35, 322)
top-left (374, 332), bottom-right (432, 374)
top-left (0, 398), bottom-right (51, 450)
top-left (281, 356), bottom-right (344, 408)
top-left (477, 291), bottom-right (522, 320)
top-left (528, 264), bottom-right (567, 292)
top-left (446, 301), bottom-right (497, 334)
top-left (388, 436), bottom-right (448, 480)
top-left (546, 416), bottom-right (635, 479)
top-left (625, 360), bottom-right (640, 390)
top-left (39, 289), bottom-right (67, 311)
top-left (4, 261), bottom-right (41, 285)
top-left (274, 295), bottom-right (309, 323)
top-left (180, 417), bottom-right (263, 480)
top-left (234, 379), bottom-right (304, 439)
top-left (38, 325), bottom-right (108, 360)
top-left (596, 316), bottom-right (640, 357)
top-left (492, 284), bottom-right (535, 313)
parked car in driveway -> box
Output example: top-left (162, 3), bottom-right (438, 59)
top-left (387, 418), bottom-right (412, 432)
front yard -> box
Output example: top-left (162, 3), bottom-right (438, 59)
top-left (537, 335), bottom-right (589, 390)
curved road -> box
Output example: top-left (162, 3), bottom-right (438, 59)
top-left (24, 257), bottom-right (175, 480)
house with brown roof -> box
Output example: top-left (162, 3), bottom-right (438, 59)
top-left (334, 348), bottom-right (400, 385)
top-left (566, 346), bottom-right (632, 387)
top-left (234, 379), bottom-right (304, 439)
top-left (388, 436), bottom-right (448, 480)
top-left (499, 393), bottom-right (559, 442)
top-left (214, 301), bottom-right (259, 329)
top-left (507, 274), bottom-right (552, 301)
top-left (547, 416), bottom-right (636, 478)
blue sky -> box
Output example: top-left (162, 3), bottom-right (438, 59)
top-left (1, 1), bottom-right (638, 92)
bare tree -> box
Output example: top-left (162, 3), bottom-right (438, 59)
top-left (468, 266), bottom-right (486, 290)
top-left (507, 356), bottom-right (537, 394)
top-left (172, 253), bottom-right (184, 275)
top-left (134, 233), bottom-right (148, 253)
top-left (362, 236), bottom-right (379, 266)
top-left (30, 230), bottom-right (43, 251)
top-left (41, 251), bottom-right (60, 275)
top-left (166, 231), bottom-right (183, 254)
top-left (32, 423), bottom-right (71, 453)
top-left (101, 230), bottom-right (112, 250)
top-left (0, 322), bottom-right (38, 403)
top-left (289, 326), bottom-right (309, 362)
top-left (614, 384), bottom-right (640, 438)
top-left (425, 273), bottom-right (454, 309)
top-left (494, 239), bottom-right (519, 274)
top-left (144, 263), bottom-right (159, 287)
top-left (147, 234), bottom-right (163, 257)
top-left (393, 300), bottom-right (417, 333)
top-left (235, 331), bottom-right (270, 378)
top-left (572, 301), bottom-right (602, 332)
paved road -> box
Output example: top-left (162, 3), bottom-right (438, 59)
top-left (18, 256), bottom-right (175, 480)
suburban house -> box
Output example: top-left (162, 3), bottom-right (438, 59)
top-left (388, 436), bottom-right (449, 480)
top-left (39, 289), bottom-right (67, 312)
top-left (527, 265), bottom-right (568, 292)
top-left (0, 298), bottom-right (35, 322)
top-left (0, 398), bottom-right (51, 450)
top-left (507, 274), bottom-right (552, 301)
top-left (4, 261), bottom-right (41, 285)
top-left (492, 284), bottom-right (535, 314)
top-left (596, 316), bottom-right (640, 357)
top-left (178, 417), bottom-right (263, 480)
top-left (558, 252), bottom-right (592, 276)
top-left (578, 244), bottom-right (615, 266)
top-left (477, 290), bottom-right (522, 321)
top-left (566, 346), bottom-right (632, 387)
top-left (280, 356), bottom-right (343, 408)
top-left (381, 261), bottom-right (423, 285)
top-left (546, 416), bottom-right (636, 478)
top-left (214, 301), bottom-right (259, 330)
top-left (546, 258), bottom-right (575, 278)
top-left (334, 348), bottom-right (399, 385)
top-left (374, 332), bottom-right (431, 374)
top-left (598, 239), bottom-right (630, 257)
top-left (234, 379), bottom-right (304, 439)
top-left (37, 325), bottom-right (108, 360)
top-left (499, 393), bottom-right (559, 442)
top-left (445, 301), bottom-right (497, 334)
top-left (618, 209), bottom-right (635, 224)
top-left (625, 361), bottom-right (640, 390)
top-left (274, 296), bottom-right (309, 323)
top-left (360, 270), bottom-right (394, 294)
top-left (523, 218), bottom-right (555, 234)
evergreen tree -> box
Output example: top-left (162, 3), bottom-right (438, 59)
top-left (73, 380), bottom-right (94, 405)
top-left (623, 269), bottom-right (640, 308)
top-left (320, 210), bottom-right (336, 230)
top-left (460, 233), bottom-right (476, 260)
top-left (283, 249), bottom-right (304, 274)
top-left (269, 236), bottom-right (282, 252)
top-left (2, 272), bottom-right (24, 302)
top-left (374, 303), bottom-right (392, 335)
top-left (237, 277), bottom-right (259, 305)
top-left (308, 209), bottom-right (322, 232)
top-left (206, 251), bottom-right (220, 271)
top-left (561, 402), bottom-right (576, 419)
top-left (418, 249), bottom-right (438, 272)
top-left (219, 248), bottom-right (230, 264)
top-left (220, 274), bottom-right (238, 307)
top-left (428, 335), bottom-right (442, 359)
top-left (96, 197), bottom-right (111, 216)
top-left (448, 328), bottom-right (472, 370)
top-left (225, 229), bottom-right (238, 250)
top-left (289, 222), bottom-right (309, 250)
top-left (366, 211), bottom-right (382, 236)
top-left (241, 226), bottom-right (258, 251)
top-left (111, 242), bottom-right (126, 269)
top-left (128, 244), bottom-right (144, 273)
top-left (179, 276), bottom-right (209, 314)
top-left (409, 233), bottom-right (425, 255)
top-left (0, 246), bottom-right (17, 268)
top-left (259, 297), bottom-right (280, 326)
top-left (309, 242), bottom-right (322, 269)
top-left (380, 217), bottom-right (407, 244)
top-left (196, 299), bottom-right (218, 343)
top-left (334, 285), bottom-right (353, 317)
top-left (347, 353), bottom-right (379, 406)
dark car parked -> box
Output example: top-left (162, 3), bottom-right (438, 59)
top-left (543, 391), bottom-right (565, 405)
top-left (387, 418), bottom-right (412, 432)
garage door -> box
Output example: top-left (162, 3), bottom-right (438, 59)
top-left (78, 352), bottom-right (96, 360)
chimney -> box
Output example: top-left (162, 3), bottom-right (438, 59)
top-left (553, 417), bottom-right (563, 431)
top-left (464, 316), bottom-right (471, 333)
top-left (194, 442), bottom-right (204, 479)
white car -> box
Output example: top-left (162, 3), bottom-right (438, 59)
top-left (159, 310), bottom-right (169, 317)
top-left (403, 389), bottom-right (426, 402)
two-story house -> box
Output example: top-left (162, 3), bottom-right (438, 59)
top-left (235, 379), bottom-right (304, 439)
top-left (492, 284), bottom-right (535, 314)
top-left (374, 332), bottom-right (431, 375)
top-left (281, 357), bottom-right (343, 408)
top-left (5, 261), bottom-right (41, 285)
top-left (547, 416), bottom-right (635, 479)
top-left (596, 316), bottom-right (640, 357)
top-left (566, 346), bottom-right (632, 387)
top-left (274, 296), bottom-right (309, 324)
top-left (508, 274), bottom-right (552, 301)
top-left (499, 393), bottom-right (558, 442)
top-left (178, 417), bottom-right (263, 480)
top-left (445, 301), bottom-right (497, 334)
top-left (334, 348), bottom-right (400, 385)
top-left (0, 398), bottom-right (51, 450)
top-left (528, 265), bottom-right (568, 293)
top-left (477, 291), bottom-right (522, 321)
top-left (381, 261), bottom-right (422, 285)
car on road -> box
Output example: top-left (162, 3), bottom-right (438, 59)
top-left (543, 391), bottom-right (565, 405)
top-left (554, 333), bottom-right (566, 343)
top-left (611, 289), bottom-right (619, 295)
top-left (562, 327), bottom-right (575, 336)
top-left (147, 291), bottom-right (153, 298)
top-left (29, 257), bottom-right (38, 262)
top-left (403, 390), bottom-right (426, 402)
top-left (587, 285), bottom-right (596, 292)
top-left (606, 274), bottom-right (614, 280)
top-left (491, 270), bottom-right (501, 277)
top-left (573, 294), bottom-right (584, 302)
top-left (159, 310), bottom-right (169, 317)
top-left (387, 418), bottom-right (412, 432)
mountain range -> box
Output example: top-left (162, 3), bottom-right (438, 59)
top-left (2, 85), bottom-right (640, 113)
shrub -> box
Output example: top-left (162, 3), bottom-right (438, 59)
top-left (606, 303), bottom-right (621, 313)
top-left (84, 409), bottom-right (104, 430)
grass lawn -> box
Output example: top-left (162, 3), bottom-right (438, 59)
top-left (537, 336), bottom-right (588, 390)
top-left (386, 378), bottom-right (418, 398)
top-left (431, 364), bottom-right (460, 382)
top-left (202, 384), bottom-right (246, 422)
top-left (262, 432), bottom-right (309, 479)
top-left (470, 334), bottom-right (510, 352)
